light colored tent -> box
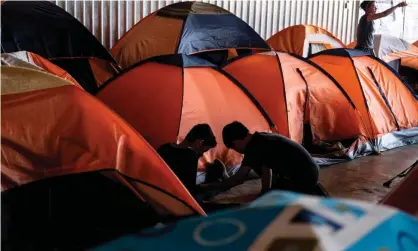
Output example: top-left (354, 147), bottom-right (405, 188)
top-left (267, 25), bottom-right (345, 57)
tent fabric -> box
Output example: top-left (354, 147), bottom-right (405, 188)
top-left (1, 51), bottom-right (80, 87)
top-left (1, 171), bottom-right (163, 251)
top-left (97, 54), bottom-right (274, 171)
top-left (111, 1), bottom-right (271, 69)
top-left (267, 25), bottom-right (345, 57)
top-left (222, 51), bottom-right (365, 162)
top-left (373, 34), bottom-right (415, 59)
top-left (1, 66), bottom-right (204, 217)
top-left (381, 161), bottom-right (418, 216)
top-left (1, 0), bottom-right (116, 63)
top-left (347, 37), bottom-right (418, 94)
top-left (50, 57), bottom-right (120, 94)
top-left (309, 48), bottom-right (418, 156)
top-left (1, 1), bottom-right (121, 94)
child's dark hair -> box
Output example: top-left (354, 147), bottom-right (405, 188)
top-left (185, 124), bottom-right (217, 148)
top-left (360, 1), bottom-right (375, 11)
top-left (222, 121), bottom-right (249, 148)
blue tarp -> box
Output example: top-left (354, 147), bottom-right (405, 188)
top-left (91, 191), bottom-right (418, 251)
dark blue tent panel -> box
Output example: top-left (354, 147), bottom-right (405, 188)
top-left (309, 48), bottom-right (371, 58)
top-left (179, 14), bottom-right (270, 54)
top-left (148, 54), bottom-right (217, 68)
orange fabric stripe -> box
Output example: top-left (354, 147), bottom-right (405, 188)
top-left (352, 58), bottom-right (397, 135)
top-left (88, 58), bottom-right (119, 87)
top-left (355, 57), bottom-right (418, 131)
top-left (279, 53), bottom-right (364, 142)
top-left (223, 53), bottom-right (289, 138)
top-left (97, 62), bottom-right (183, 150)
top-left (111, 15), bottom-right (183, 68)
top-left (310, 55), bottom-right (375, 139)
top-left (29, 52), bottom-right (80, 86)
top-left (268, 25), bottom-right (307, 55)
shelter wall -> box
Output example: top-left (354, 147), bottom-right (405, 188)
top-left (52, 0), bottom-right (359, 48)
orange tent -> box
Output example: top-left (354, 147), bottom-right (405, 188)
top-left (1, 66), bottom-right (204, 217)
top-left (347, 41), bottom-right (356, 49)
top-left (309, 49), bottom-right (418, 155)
top-left (1, 51), bottom-right (80, 87)
top-left (97, 54), bottom-right (274, 170)
top-left (267, 25), bottom-right (345, 57)
top-left (223, 51), bottom-right (365, 163)
top-left (111, 1), bottom-right (270, 69)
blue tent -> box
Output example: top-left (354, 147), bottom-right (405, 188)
top-left (92, 191), bottom-right (418, 250)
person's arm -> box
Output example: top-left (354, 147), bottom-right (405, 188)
top-left (367, 2), bottom-right (407, 21)
top-left (260, 167), bottom-right (273, 195)
top-left (199, 165), bottom-right (252, 191)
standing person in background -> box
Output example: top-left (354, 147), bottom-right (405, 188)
top-left (356, 1), bottom-right (408, 55)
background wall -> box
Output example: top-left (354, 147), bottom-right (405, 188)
top-left (52, 0), bottom-right (361, 49)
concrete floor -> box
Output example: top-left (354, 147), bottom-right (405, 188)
top-left (211, 144), bottom-right (418, 204)
top-left (319, 144), bottom-right (418, 202)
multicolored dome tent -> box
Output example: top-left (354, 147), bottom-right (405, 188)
top-left (1, 0), bottom-right (121, 94)
top-left (92, 191), bottom-right (418, 251)
top-left (110, 1), bottom-right (271, 69)
top-left (309, 49), bottom-right (418, 156)
top-left (1, 66), bottom-right (204, 218)
top-left (1, 51), bottom-right (79, 87)
top-left (222, 51), bottom-right (364, 164)
top-left (267, 25), bottom-right (345, 57)
top-left (97, 54), bottom-right (275, 171)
